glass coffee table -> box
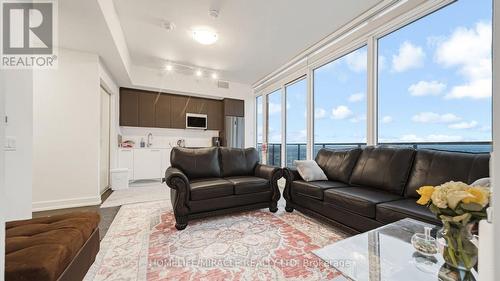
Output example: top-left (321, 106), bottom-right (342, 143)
top-left (313, 218), bottom-right (477, 281)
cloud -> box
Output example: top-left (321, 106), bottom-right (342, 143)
top-left (331, 105), bottom-right (353, 120)
top-left (408, 80), bottom-right (446, 96)
top-left (287, 130), bottom-right (307, 143)
top-left (268, 102), bottom-right (281, 115)
top-left (345, 49), bottom-right (367, 72)
top-left (448, 121), bottom-right (478, 129)
top-left (399, 134), bottom-right (463, 142)
top-left (378, 55), bottom-right (387, 71)
top-left (392, 41), bottom-right (425, 72)
top-left (348, 93), bottom-right (364, 103)
top-left (445, 78), bottom-right (491, 99)
top-left (435, 22), bottom-right (492, 99)
top-left (381, 116), bottom-right (393, 124)
top-left (412, 112), bottom-right (461, 123)
top-left (349, 114), bottom-right (366, 123)
top-left (315, 108), bottom-right (327, 119)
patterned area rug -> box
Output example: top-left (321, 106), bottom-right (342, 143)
top-left (85, 200), bottom-right (349, 281)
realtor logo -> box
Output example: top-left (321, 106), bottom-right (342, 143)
top-left (1, 0), bottom-right (57, 68)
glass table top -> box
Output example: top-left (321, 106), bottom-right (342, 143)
top-left (313, 218), bottom-right (478, 281)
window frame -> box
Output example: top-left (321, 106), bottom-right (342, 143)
top-left (254, 0), bottom-right (492, 166)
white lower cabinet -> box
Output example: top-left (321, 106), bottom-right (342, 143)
top-left (119, 148), bottom-right (171, 181)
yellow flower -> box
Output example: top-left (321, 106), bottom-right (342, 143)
top-left (447, 190), bottom-right (473, 209)
top-left (416, 186), bottom-right (435, 205)
top-left (462, 187), bottom-right (490, 207)
top-left (431, 187), bottom-right (448, 208)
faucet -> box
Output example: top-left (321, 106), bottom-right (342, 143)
top-left (147, 133), bottom-right (153, 147)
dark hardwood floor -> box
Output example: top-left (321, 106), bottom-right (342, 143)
top-left (32, 188), bottom-right (120, 240)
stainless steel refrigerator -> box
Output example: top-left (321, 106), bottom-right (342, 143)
top-left (225, 116), bottom-right (244, 148)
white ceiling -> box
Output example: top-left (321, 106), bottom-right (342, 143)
top-left (113, 0), bottom-right (382, 84)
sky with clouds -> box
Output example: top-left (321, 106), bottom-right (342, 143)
top-left (260, 0), bottom-right (492, 145)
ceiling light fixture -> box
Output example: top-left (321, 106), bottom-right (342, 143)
top-left (195, 70), bottom-right (203, 77)
top-left (192, 28), bottom-right (218, 45)
top-left (211, 72), bottom-right (218, 79)
top-left (165, 64), bottom-right (173, 71)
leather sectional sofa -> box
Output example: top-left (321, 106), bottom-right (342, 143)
top-left (165, 147), bottom-right (282, 230)
top-left (283, 146), bottom-right (489, 233)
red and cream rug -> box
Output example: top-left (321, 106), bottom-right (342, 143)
top-left (84, 200), bottom-right (348, 281)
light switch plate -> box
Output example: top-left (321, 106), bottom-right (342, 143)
top-left (5, 136), bottom-right (16, 151)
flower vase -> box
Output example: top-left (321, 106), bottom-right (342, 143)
top-left (437, 221), bottom-right (478, 271)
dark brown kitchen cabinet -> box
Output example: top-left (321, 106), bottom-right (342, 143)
top-left (223, 98), bottom-right (244, 117)
top-left (138, 92), bottom-right (156, 127)
top-left (120, 90), bottom-right (139, 126)
top-left (186, 97), bottom-right (208, 114)
top-left (207, 99), bottom-right (223, 130)
top-left (170, 95), bottom-right (188, 129)
top-left (155, 94), bottom-right (172, 128)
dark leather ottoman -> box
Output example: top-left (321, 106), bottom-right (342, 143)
top-left (5, 211), bottom-right (101, 281)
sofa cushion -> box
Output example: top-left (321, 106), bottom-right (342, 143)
top-left (405, 149), bottom-right (490, 198)
top-left (190, 178), bottom-right (233, 200)
top-left (171, 147), bottom-right (221, 179)
top-left (376, 199), bottom-right (440, 225)
top-left (220, 147), bottom-right (259, 177)
top-left (315, 148), bottom-right (362, 183)
top-left (350, 146), bottom-right (415, 195)
top-left (226, 176), bottom-right (269, 195)
top-left (291, 180), bottom-right (348, 200)
top-left (324, 186), bottom-right (403, 218)
top-left (294, 160), bottom-right (328, 182)
top-left (5, 212), bottom-right (100, 281)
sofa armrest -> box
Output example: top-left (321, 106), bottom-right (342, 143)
top-left (254, 164), bottom-right (282, 209)
top-left (164, 167), bottom-right (190, 223)
top-left (165, 167), bottom-right (189, 190)
top-left (255, 164), bottom-right (281, 180)
top-left (282, 167), bottom-right (301, 202)
top-left (283, 167), bottom-right (302, 182)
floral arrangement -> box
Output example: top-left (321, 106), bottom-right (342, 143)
top-left (416, 181), bottom-right (491, 270)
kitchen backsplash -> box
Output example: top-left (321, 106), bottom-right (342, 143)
top-left (119, 126), bottom-right (219, 148)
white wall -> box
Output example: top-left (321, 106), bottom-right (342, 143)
top-left (32, 49), bottom-right (102, 211)
top-left (3, 69), bottom-right (33, 221)
top-left (492, 0), bottom-right (500, 278)
top-left (0, 69), bottom-right (7, 280)
top-left (99, 61), bottom-right (120, 170)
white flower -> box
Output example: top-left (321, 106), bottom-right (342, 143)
top-left (431, 187), bottom-right (448, 208)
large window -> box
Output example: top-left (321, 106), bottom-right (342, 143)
top-left (378, 0), bottom-right (492, 152)
top-left (285, 78), bottom-right (307, 167)
top-left (256, 96), bottom-right (263, 161)
top-left (313, 46), bottom-right (367, 156)
top-left (267, 90), bottom-right (282, 166)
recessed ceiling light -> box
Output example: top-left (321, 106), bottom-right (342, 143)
top-left (211, 72), bottom-right (218, 79)
top-left (165, 64), bottom-right (173, 71)
top-left (195, 70), bottom-right (203, 77)
top-left (192, 29), bottom-right (218, 45)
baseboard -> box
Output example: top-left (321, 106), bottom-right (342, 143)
top-left (32, 196), bottom-right (102, 212)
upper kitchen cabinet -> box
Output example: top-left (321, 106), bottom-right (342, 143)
top-left (206, 99), bottom-right (223, 130)
top-left (155, 94), bottom-right (172, 128)
top-left (120, 89), bottom-right (139, 126)
top-left (223, 98), bottom-right (244, 117)
top-left (186, 97), bottom-right (208, 114)
top-left (138, 92), bottom-right (156, 127)
top-left (119, 87), bottom-right (225, 131)
top-left (170, 95), bottom-right (188, 129)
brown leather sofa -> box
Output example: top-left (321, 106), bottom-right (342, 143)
top-left (165, 147), bottom-right (282, 230)
top-left (283, 146), bottom-right (489, 233)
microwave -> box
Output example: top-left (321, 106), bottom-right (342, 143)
top-left (186, 113), bottom-right (207, 129)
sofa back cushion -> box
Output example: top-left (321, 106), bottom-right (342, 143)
top-left (220, 147), bottom-right (259, 177)
top-left (170, 147), bottom-right (221, 179)
top-left (405, 150), bottom-right (490, 198)
top-left (315, 148), bottom-right (362, 183)
top-left (350, 146), bottom-right (416, 195)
